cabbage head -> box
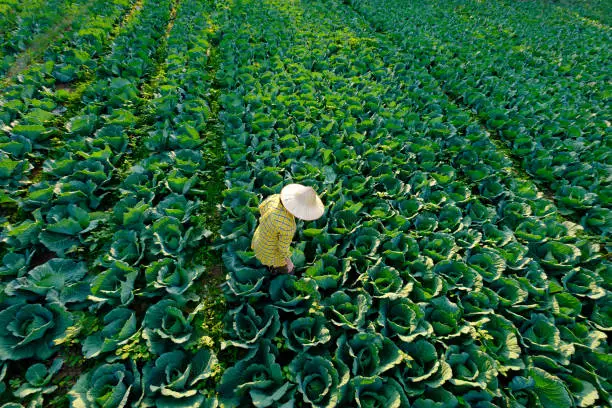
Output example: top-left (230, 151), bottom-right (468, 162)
top-left (4, 258), bottom-right (89, 305)
top-left (68, 361), bottom-right (143, 408)
top-left (395, 339), bottom-right (452, 396)
top-left (82, 308), bottom-right (138, 359)
top-left (0, 300), bottom-right (72, 360)
top-left (479, 315), bottom-right (524, 374)
top-left (445, 344), bottom-right (498, 390)
top-left (351, 376), bottom-right (408, 408)
top-left (142, 349), bottom-right (218, 407)
top-left (283, 313), bottom-right (331, 352)
top-left (360, 261), bottom-right (411, 299)
top-left (521, 314), bottom-right (574, 365)
top-left (223, 304), bottom-right (280, 349)
top-left (269, 274), bottom-right (319, 314)
top-left (218, 341), bottom-right (295, 408)
top-left (89, 260), bottom-right (138, 307)
top-left (322, 288), bottom-right (372, 331)
top-left (377, 297), bottom-right (432, 343)
top-left (143, 298), bottom-right (196, 355)
top-left (288, 352), bottom-right (349, 408)
top-left (144, 258), bottom-right (204, 297)
top-left (336, 332), bottom-right (403, 377)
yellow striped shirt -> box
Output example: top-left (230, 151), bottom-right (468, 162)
top-left (251, 194), bottom-right (296, 267)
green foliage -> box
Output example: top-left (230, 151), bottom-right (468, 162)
top-left (82, 308), bottom-right (137, 359)
top-left (0, 0), bottom-right (609, 405)
top-left (142, 349), bottom-right (218, 407)
top-left (218, 341), bottom-right (294, 408)
top-left (12, 359), bottom-right (63, 406)
top-left (289, 353), bottom-right (349, 408)
top-left (0, 300), bottom-right (72, 360)
top-left (215, 0), bottom-right (610, 405)
top-left (142, 298), bottom-right (197, 356)
top-left (4, 258), bottom-right (89, 305)
top-left (0, 362), bottom-right (6, 395)
top-left (68, 361), bottom-right (144, 408)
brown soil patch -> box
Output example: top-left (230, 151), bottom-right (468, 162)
top-left (210, 264), bottom-right (224, 279)
top-left (55, 82), bottom-right (74, 92)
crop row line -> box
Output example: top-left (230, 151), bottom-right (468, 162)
top-left (61, 0), bottom-right (226, 403)
top-left (343, 0), bottom-right (610, 236)
top-left (214, 0), bottom-right (609, 406)
top-left (0, 0), bottom-right (230, 404)
top-left (0, 0), bottom-right (175, 366)
top-left (4, 0), bottom-right (98, 81)
top-left (0, 0), bottom-right (138, 217)
top-left (0, 0), bottom-right (80, 75)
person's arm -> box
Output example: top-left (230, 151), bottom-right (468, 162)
top-left (285, 257), bottom-right (294, 273)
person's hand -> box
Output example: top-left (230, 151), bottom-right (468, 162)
top-left (286, 257), bottom-right (294, 274)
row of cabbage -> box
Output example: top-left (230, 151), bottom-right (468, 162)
top-left (0, 0), bottom-right (134, 206)
top-left (0, 0), bottom-right (27, 45)
top-left (1, 0), bottom-right (168, 256)
top-left (452, 0), bottom-right (611, 71)
top-left (438, 0), bottom-right (611, 225)
top-left (0, 0), bottom-right (198, 406)
top-left (61, 0), bottom-right (222, 404)
top-left (0, 0), bottom-right (83, 75)
top-left (344, 0), bottom-right (611, 236)
top-left (217, 0), bottom-right (610, 406)
top-left (547, 0), bottom-right (612, 26)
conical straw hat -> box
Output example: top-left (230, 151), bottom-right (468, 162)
top-left (280, 184), bottom-right (325, 221)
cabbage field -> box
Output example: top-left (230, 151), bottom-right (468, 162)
top-left (0, 0), bottom-right (610, 407)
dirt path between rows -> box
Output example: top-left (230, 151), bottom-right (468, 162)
top-left (4, 0), bottom-right (95, 81)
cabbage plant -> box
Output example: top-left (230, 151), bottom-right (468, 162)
top-left (82, 308), bottom-right (138, 358)
top-left (89, 260), bottom-right (138, 307)
top-left (445, 344), bottom-right (498, 390)
top-left (377, 297), bottom-right (432, 343)
top-left (395, 339), bottom-right (452, 396)
top-left (69, 361), bottom-right (144, 408)
top-left (38, 204), bottom-right (100, 256)
top-left (351, 376), bottom-right (408, 408)
top-left (0, 300), bottom-right (72, 360)
top-left (282, 314), bottom-right (331, 352)
top-left (4, 258), bottom-right (89, 305)
top-left (223, 303), bottom-right (280, 349)
top-left (218, 341), bottom-right (295, 407)
top-left (12, 359), bottom-right (63, 406)
top-left (322, 289), bottom-right (372, 331)
top-left (142, 298), bottom-right (197, 355)
top-left (142, 349), bottom-right (218, 407)
top-left (336, 332), bottom-right (403, 377)
top-left (269, 274), bottom-right (320, 314)
top-left (144, 258), bottom-right (204, 297)
top-left (288, 353), bottom-right (349, 408)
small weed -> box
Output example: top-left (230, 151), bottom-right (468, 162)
top-left (114, 330), bottom-right (152, 362)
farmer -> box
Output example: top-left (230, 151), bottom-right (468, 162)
top-left (251, 184), bottom-right (324, 274)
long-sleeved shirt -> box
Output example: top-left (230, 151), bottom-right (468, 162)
top-left (251, 194), bottom-right (296, 267)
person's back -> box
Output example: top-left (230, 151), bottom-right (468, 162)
top-left (251, 194), bottom-right (296, 270)
top-left (251, 184), bottom-right (324, 274)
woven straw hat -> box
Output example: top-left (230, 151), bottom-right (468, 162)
top-left (280, 184), bottom-right (325, 221)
